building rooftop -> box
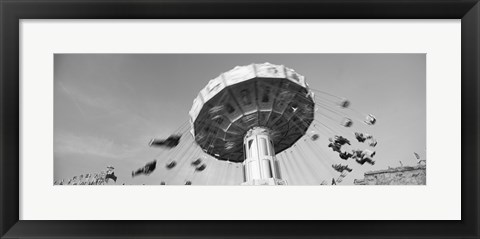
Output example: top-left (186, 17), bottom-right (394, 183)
top-left (364, 164), bottom-right (426, 176)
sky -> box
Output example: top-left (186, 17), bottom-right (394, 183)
top-left (54, 54), bottom-right (426, 185)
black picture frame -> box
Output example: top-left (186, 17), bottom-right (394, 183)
top-left (1, 0), bottom-right (479, 238)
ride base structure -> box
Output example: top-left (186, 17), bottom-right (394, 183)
top-left (242, 127), bottom-right (286, 185)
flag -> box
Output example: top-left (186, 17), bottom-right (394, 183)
top-left (414, 152), bottom-right (420, 159)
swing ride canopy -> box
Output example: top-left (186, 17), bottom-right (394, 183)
top-left (189, 63), bottom-right (315, 162)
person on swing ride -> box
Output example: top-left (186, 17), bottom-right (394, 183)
top-left (338, 98), bottom-right (350, 108)
top-left (195, 164), bottom-right (207, 172)
top-left (191, 158), bottom-right (202, 166)
top-left (355, 149), bottom-right (376, 165)
top-left (365, 114), bottom-right (377, 125)
top-left (354, 132), bottom-right (378, 147)
top-left (351, 149), bottom-right (363, 159)
top-left (148, 134), bottom-right (181, 148)
top-left (333, 135), bottom-right (351, 146)
top-left (369, 138), bottom-right (378, 147)
top-left (332, 164), bottom-right (353, 173)
top-left (165, 161), bottom-right (177, 169)
top-left (339, 151), bottom-right (353, 160)
top-left (310, 133), bottom-right (320, 141)
top-left (132, 160), bottom-right (157, 177)
top-left (328, 142), bottom-right (342, 153)
top-left (341, 118), bottom-right (353, 127)
top-left (354, 132), bottom-right (367, 142)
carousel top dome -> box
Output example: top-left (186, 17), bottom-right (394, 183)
top-left (189, 63), bottom-right (315, 162)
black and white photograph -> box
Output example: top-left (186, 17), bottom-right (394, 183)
top-left (3, 0), bottom-right (479, 237)
top-left (54, 54), bottom-right (426, 186)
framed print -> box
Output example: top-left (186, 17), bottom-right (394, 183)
top-left (1, 0), bottom-right (479, 238)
